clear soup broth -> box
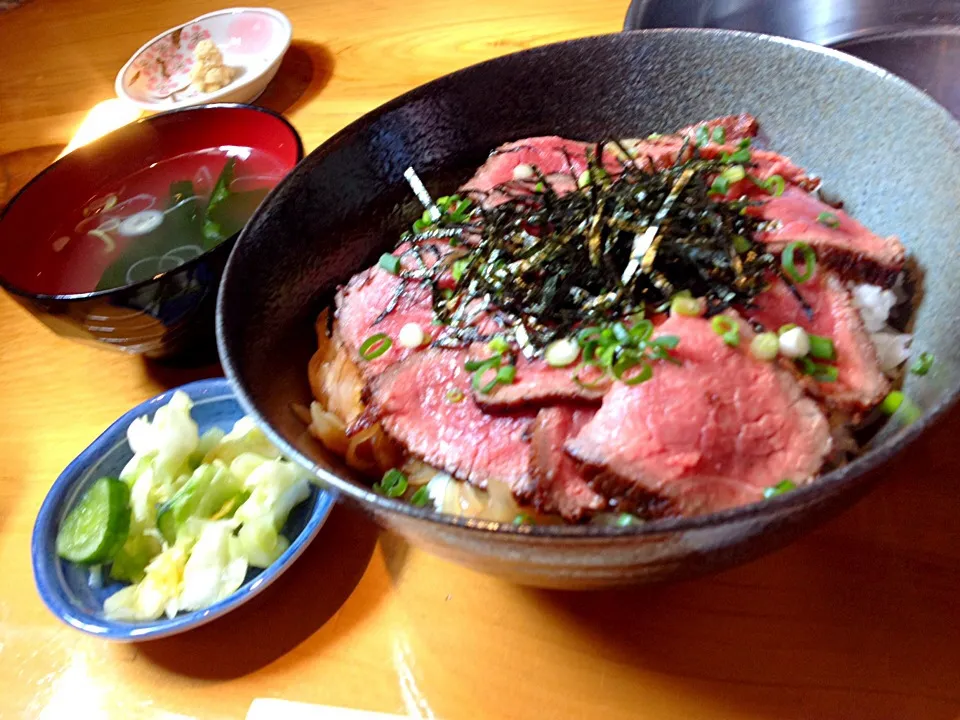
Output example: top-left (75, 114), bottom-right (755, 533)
top-left (40, 146), bottom-right (286, 294)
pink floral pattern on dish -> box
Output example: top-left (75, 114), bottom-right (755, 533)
top-left (130, 23), bottom-right (212, 95)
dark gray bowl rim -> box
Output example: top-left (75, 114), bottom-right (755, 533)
top-left (219, 28), bottom-right (960, 538)
top-left (0, 103), bottom-right (304, 304)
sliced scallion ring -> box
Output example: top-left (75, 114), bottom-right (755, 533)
top-left (817, 211), bottom-right (841, 228)
top-left (763, 479), bottom-right (796, 499)
top-left (378, 253), bottom-right (401, 274)
top-left (613, 355), bottom-right (653, 385)
top-left (782, 241), bottom-right (817, 284)
top-left (749, 332), bottom-right (779, 361)
top-left (359, 333), bottom-right (392, 361)
top-left (465, 355), bottom-right (501, 372)
top-left (710, 316), bottom-right (740, 347)
top-left (572, 363), bottom-right (609, 390)
top-left (545, 338), bottom-right (580, 368)
top-left (910, 352), bottom-right (934, 376)
top-left (720, 164), bottom-right (746, 184)
top-left (764, 174), bottom-right (786, 196)
top-left (808, 334), bottom-right (836, 361)
top-left (373, 469), bottom-right (408, 498)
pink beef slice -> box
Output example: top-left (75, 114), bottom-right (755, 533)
top-left (745, 274), bottom-right (889, 411)
top-left (529, 406), bottom-right (606, 521)
top-left (678, 113), bottom-right (759, 143)
top-left (748, 186), bottom-right (905, 286)
top-left (471, 352), bottom-right (607, 411)
top-left (336, 242), bottom-right (455, 379)
top-left (565, 314), bottom-right (832, 516)
top-left (362, 348), bottom-right (535, 494)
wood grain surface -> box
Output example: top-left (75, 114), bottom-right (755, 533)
top-left (0, 1), bottom-right (958, 719)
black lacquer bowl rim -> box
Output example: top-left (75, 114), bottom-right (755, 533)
top-left (218, 29), bottom-right (960, 539)
top-left (0, 103), bottom-right (304, 304)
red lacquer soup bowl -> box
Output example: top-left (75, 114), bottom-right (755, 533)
top-left (0, 104), bottom-right (302, 360)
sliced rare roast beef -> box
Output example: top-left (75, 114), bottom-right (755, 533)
top-left (565, 314), bottom-right (832, 516)
top-left (678, 113), bottom-right (759, 142)
top-left (463, 122), bottom-right (814, 208)
top-left (749, 187), bottom-right (905, 286)
top-left (336, 242), bottom-right (457, 378)
top-left (745, 273), bottom-right (889, 411)
top-left (528, 406), bottom-right (605, 521)
top-left (471, 353), bottom-right (607, 411)
top-left (361, 348), bottom-right (535, 494)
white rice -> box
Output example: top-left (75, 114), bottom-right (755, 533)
top-left (851, 283), bottom-right (912, 374)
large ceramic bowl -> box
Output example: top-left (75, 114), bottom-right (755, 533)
top-left (0, 104), bottom-right (302, 360)
top-left (217, 30), bottom-right (960, 589)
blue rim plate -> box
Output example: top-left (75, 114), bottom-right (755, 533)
top-left (31, 378), bottom-right (337, 641)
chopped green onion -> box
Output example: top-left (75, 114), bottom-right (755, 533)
top-left (712, 126), bottom-right (726, 144)
top-left (359, 333), bottom-right (392, 361)
top-left (572, 363), bottom-right (609, 390)
top-left (488, 336), bottom-right (510, 355)
top-left (630, 319), bottom-right (654, 342)
top-left (545, 338), bottom-right (580, 368)
top-left (782, 241), bottom-right (817, 283)
top-left (808, 334), bottom-right (836, 361)
top-left (750, 332), bottom-right (779, 361)
top-left (410, 485), bottom-right (431, 507)
top-left (472, 356), bottom-right (515, 394)
top-left (910, 352), bottom-right (934, 376)
top-left (652, 335), bottom-right (680, 350)
top-left (781, 327), bottom-right (811, 362)
top-left (710, 316), bottom-right (740, 347)
top-left (763, 479), bottom-right (796, 499)
top-left (577, 326), bottom-right (602, 344)
top-left (817, 211), bottom-right (841, 228)
top-left (379, 253), bottom-right (401, 274)
top-left (695, 125), bottom-right (710, 147)
top-left (732, 234), bottom-right (751, 253)
top-left (465, 355), bottom-right (501, 372)
top-left (613, 357), bottom-right (653, 385)
top-left (709, 176), bottom-right (731, 195)
top-left (616, 513), bottom-right (637, 527)
top-left (881, 392), bottom-right (922, 425)
top-left (727, 140), bottom-right (751, 163)
top-left (721, 164), bottom-right (746, 184)
top-left (513, 512), bottom-right (533, 525)
top-left (612, 322), bottom-right (631, 343)
top-left (764, 174), bottom-right (785, 196)
top-left (534, 181), bottom-right (546, 193)
top-left (577, 170), bottom-right (591, 188)
top-left (812, 363), bottom-right (839, 383)
top-left (373, 469), bottom-right (408, 498)
top-left (796, 356), bottom-right (817, 376)
top-left (880, 390), bottom-right (905, 415)
top-left (473, 366), bottom-right (501, 394)
top-left (445, 387), bottom-right (465, 403)
top-left (451, 258), bottom-right (469, 282)
top-left (670, 294), bottom-right (703, 317)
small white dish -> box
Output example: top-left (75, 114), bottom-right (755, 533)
top-left (115, 7), bottom-right (292, 111)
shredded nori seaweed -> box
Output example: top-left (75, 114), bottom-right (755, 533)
top-left (397, 140), bottom-right (790, 352)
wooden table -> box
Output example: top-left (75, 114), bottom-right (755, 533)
top-left (1, 2), bottom-right (958, 718)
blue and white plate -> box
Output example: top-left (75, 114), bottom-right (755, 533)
top-left (31, 377), bottom-right (336, 641)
